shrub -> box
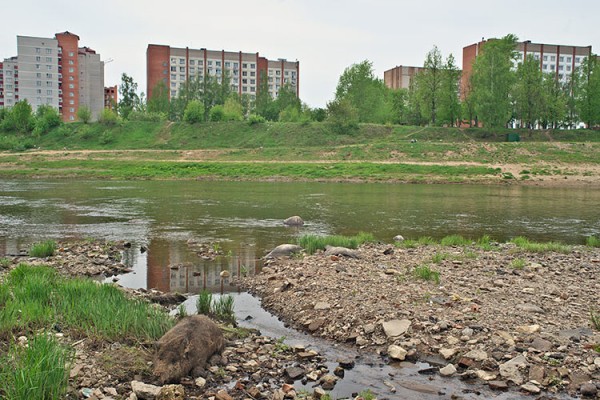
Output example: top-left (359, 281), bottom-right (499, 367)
top-left (183, 100), bottom-right (204, 124)
top-left (77, 106), bottom-right (92, 123)
top-left (99, 108), bottom-right (118, 125)
top-left (586, 236), bottom-right (600, 247)
top-left (29, 240), bottom-right (57, 257)
top-left (209, 105), bottom-right (226, 122)
top-left (248, 114), bottom-right (266, 125)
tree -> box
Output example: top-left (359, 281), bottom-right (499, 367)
top-left (388, 89), bottom-right (408, 124)
top-left (334, 60), bottom-right (392, 123)
top-left (438, 54), bottom-right (462, 127)
top-left (513, 56), bottom-right (545, 129)
top-left (572, 55), bottom-right (600, 128)
top-left (118, 73), bottom-right (140, 120)
top-left (147, 81), bottom-right (171, 114)
top-left (222, 95), bottom-right (244, 121)
top-left (326, 98), bottom-right (359, 134)
top-left (540, 75), bottom-right (567, 129)
top-left (33, 104), bottom-right (61, 135)
top-left (254, 70), bottom-right (277, 120)
top-left (471, 34), bottom-right (518, 128)
top-left (11, 100), bottom-right (34, 133)
top-left (415, 46), bottom-right (444, 125)
top-left (77, 105), bottom-right (92, 124)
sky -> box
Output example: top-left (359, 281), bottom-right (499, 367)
top-left (2, 0), bottom-right (599, 108)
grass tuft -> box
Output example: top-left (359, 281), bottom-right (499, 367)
top-left (0, 334), bottom-right (72, 400)
top-left (297, 232), bottom-right (375, 255)
top-left (440, 235), bottom-right (471, 246)
top-left (29, 240), bottom-right (57, 258)
top-left (477, 234), bottom-right (495, 250)
top-left (197, 290), bottom-right (212, 315)
top-left (510, 258), bottom-right (526, 269)
top-left (413, 264), bottom-right (440, 284)
top-left (197, 290), bottom-right (235, 324)
top-left (510, 236), bottom-right (572, 254)
top-left (586, 236), bottom-right (600, 248)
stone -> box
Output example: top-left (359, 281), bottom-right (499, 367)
top-left (285, 366), bottom-right (305, 380)
top-left (265, 244), bottom-right (303, 258)
top-left (337, 358), bottom-right (355, 369)
top-left (520, 383), bottom-right (541, 394)
top-left (516, 325), bottom-right (541, 334)
top-left (529, 365), bottom-right (545, 383)
top-left (464, 349), bottom-right (488, 362)
top-left (320, 374), bottom-right (338, 390)
top-left (516, 304), bottom-right (545, 314)
top-left (393, 235), bottom-right (405, 242)
top-left (447, 336), bottom-right (460, 345)
top-left (363, 323), bottom-right (376, 334)
top-left (580, 382), bottom-right (598, 397)
top-left (194, 377), bottom-right (206, 388)
top-left (308, 318), bottom-right (326, 332)
top-left (215, 390), bottom-right (234, 400)
top-left (323, 245), bottom-right (359, 259)
top-left (530, 337), bottom-right (553, 352)
top-left (499, 355), bottom-right (528, 385)
top-left (475, 370), bottom-right (497, 381)
top-left (440, 348), bottom-right (458, 360)
top-left (388, 345), bottom-right (408, 361)
top-left (313, 388), bottom-right (327, 399)
top-left (488, 380), bottom-right (509, 391)
top-left (439, 364), bottom-right (457, 377)
top-left (153, 315), bottom-right (224, 384)
top-left (157, 385), bottom-right (185, 400)
top-left (356, 336), bottom-right (369, 346)
top-left (283, 216), bottom-right (304, 226)
top-left (382, 319), bottom-right (411, 338)
top-left (314, 302), bottom-right (331, 311)
top-left (131, 381), bottom-right (161, 400)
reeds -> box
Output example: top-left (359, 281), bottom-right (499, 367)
top-left (197, 290), bottom-right (235, 324)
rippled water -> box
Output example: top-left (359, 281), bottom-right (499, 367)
top-left (0, 179), bottom-right (598, 292)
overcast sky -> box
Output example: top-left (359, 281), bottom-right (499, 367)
top-left (2, 0), bottom-right (599, 107)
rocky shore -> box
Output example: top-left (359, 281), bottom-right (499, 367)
top-left (241, 242), bottom-right (600, 398)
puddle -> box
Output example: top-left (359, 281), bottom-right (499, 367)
top-left (175, 292), bottom-right (544, 400)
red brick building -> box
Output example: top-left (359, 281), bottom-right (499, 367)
top-left (104, 85), bottom-right (117, 110)
top-left (383, 65), bottom-right (425, 90)
top-left (146, 44), bottom-right (299, 101)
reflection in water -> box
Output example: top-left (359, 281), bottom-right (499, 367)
top-left (1, 179), bottom-right (599, 293)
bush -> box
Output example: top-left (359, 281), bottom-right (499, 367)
top-left (326, 98), bottom-right (359, 134)
top-left (183, 100), bottom-right (204, 124)
top-left (99, 108), bottom-right (118, 125)
top-left (248, 114), bottom-right (266, 125)
top-left (209, 105), bottom-right (225, 122)
top-left (127, 111), bottom-right (167, 122)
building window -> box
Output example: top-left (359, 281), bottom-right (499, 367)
top-left (69, 100), bottom-right (74, 105)
top-left (242, 79), bottom-right (247, 84)
top-left (189, 60), bottom-right (195, 65)
top-left (171, 66), bottom-right (176, 72)
top-left (551, 56), bottom-right (556, 62)
top-left (250, 71), bottom-right (256, 77)
top-left (171, 90), bottom-right (177, 96)
top-left (190, 67), bottom-right (195, 72)
top-left (215, 61), bottom-right (221, 67)
top-left (162, 62), bottom-right (168, 67)
top-left (207, 60), bottom-right (212, 66)
top-left (225, 61), bottom-right (231, 68)
top-left (36, 97), bottom-right (42, 104)
top-left (68, 84), bottom-right (74, 89)
top-left (559, 56), bottom-right (564, 62)
top-left (550, 64), bottom-right (555, 70)
top-left (242, 63), bottom-right (247, 68)
top-left (276, 70), bottom-right (281, 76)
top-left (36, 89), bottom-right (42, 94)
top-left (36, 72), bottom-right (42, 78)
top-left (242, 86), bottom-right (247, 92)
top-left (233, 62), bottom-right (238, 68)
top-left (180, 74), bottom-right (185, 80)
top-left (575, 57), bottom-right (581, 63)
top-left (68, 60), bottom-right (74, 65)
top-left (543, 55), bottom-right (548, 61)
top-left (69, 92), bottom-right (74, 97)
top-left (543, 64), bottom-right (548, 70)
top-left (171, 82), bottom-right (176, 88)
top-left (47, 65), bottom-right (52, 70)
top-left (36, 64), bottom-right (41, 69)
top-left (567, 57), bottom-right (572, 63)
top-left (250, 79), bottom-right (255, 85)
top-left (179, 67), bottom-right (185, 72)
top-left (566, 65), bottom-right (571, 72)
top-left (179, 58), bottom-right (185, 64)
top-left (68, 51), bottom-right (74, 57)
top-left (69, 67), bottom-right (74, 73)
top-left (69, 116), bottom-right (74, 121)
top-left (36, 48), bottom-right (41, 53)
top-left (36, 56), bottom-right (41, 62)
top-left (250, 86), bottom-right (255, 92)
top-left (198, 60), bottom-right (203, 66)
top-left (242, 71), bottom-right (247, 76)
top-left (36, 81), bottom-right (42, 86)
top-left (171, 58), bottom-right (176, 64)
top-left (250, 63), bottom-right (255, 69)
top-left (171, 74), bottom-right (176, 80)
top-left (69, 76), bottom-right (74, 81)
top-left (558, 65), bottom-right (564, 71)
top-left (46, 57), bottom-right (52, 62)
top-left (47, 89), bottom-right (53, 95)
top-left (69, 108), bottom-right (75, 112)
top-left (46, 48), bottom-right (52, 54)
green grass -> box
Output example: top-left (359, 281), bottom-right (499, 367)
top-left (586, 236), bottom-right (600, 247)
top-left (0, 258), bottom-right (10, 268)
top-left (431, 253), bottom-right (448, 263)
top-left (413, 265), bottom-right (440, 284)
top-left (440, 234), bottom-right (472, 246)
top-left (396, 236), bottom-right (437, 248)
top-left (0, 264), bottom-right (174, 341)
top-left (29, 240), bottom-right (57, 258)
top-left (476, 234), bottom-right (495, 250)
top-left (196, 290), bottom-right (235, 324)
top-left (297, 232), bottom-right (375, 255)
top-left (357, 390), bottom-right (377, 400)
top-left (0, 334), bottom-right (72, 400)
top-left (510, 236), bottom-right (572, 254)
top-left (197, 290), bottom-right (213, 315)
top-left (510, 258), bottom-right (527, 269)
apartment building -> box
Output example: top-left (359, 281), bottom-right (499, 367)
top-left (146, 44), bottom-right (299, 101)
top-left (461, 39), bottom-right (593, 97)
top-left (383, 65), bottom-right (425, 90)
top-left (104, 85), bottom-right (117, 110)
top-left (0, 31), bottom-right (104, 122)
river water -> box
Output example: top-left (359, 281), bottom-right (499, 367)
top-left (1, 179), bottom-right (588, 398)
top-left (0, 179), bottom-right (598, 292)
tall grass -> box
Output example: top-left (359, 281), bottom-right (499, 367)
top-left (476, 234), bottom-right (495, 250)
top-left (297, 232), bottom-right (375, 255)
top-left (0, 335), bottom-right (72, 400)
top-left (29, 240), bottom-right (57, 257)
top-left (510, 236), bottom-right (572, 254)
top-left (586, 236), bottom-right (600, 248)
top-left (197, 290), bottom-right (235, 324)
top-left (197, 290), bottom-right (213, 315)
top-left (0, 264), bottom-right (174, 341)
top-left (440, 235), bottom-right (471, 246)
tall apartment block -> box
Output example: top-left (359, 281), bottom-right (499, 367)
top-left (0, 31), bottom-right (104, 122)
top-left (383, 65), bottom-right (425, 90)
top-left (461, 39), bottom-right (593, 97)
top-left (146, 44), bottom-right (299, 101)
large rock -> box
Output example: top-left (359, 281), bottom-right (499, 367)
top-left (323, 245), bottom-right (359, 259)
top-left (153, 315), bottom-right (224, 384)
top-left (265, 244), bottom-right (303, 258)
top-left (499, 355), bottom-right (528, 385)
top-left (131, 381), bottom-right (161, 399)
top-left (463, 349), bottom-right (488, 362)
top-left (382, 319), bottom-right (411, 338)
top-left (388, 345), bottom-right (408, 361)
top-left (283, 216), bottom-right (304, 226)
top-left (157, 385), bottom-right (185, 400)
